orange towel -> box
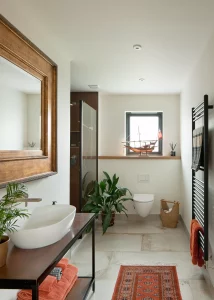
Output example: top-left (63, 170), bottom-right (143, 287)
top-left (40, 275), bottom-right (56, 293)
top-left (17, 264), bottom-right (78, 300)
top-left (56, 258), bottom-right (69, 271)
top-left (190, 219), bottom-right (204, 267)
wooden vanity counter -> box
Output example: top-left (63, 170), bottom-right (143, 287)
top-left (0, 213), bottom-right (96, 300)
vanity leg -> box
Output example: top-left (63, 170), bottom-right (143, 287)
top-left (92, 219), bottom-right (95, 292)
top-left (32, 284), bottom-right (38, 300)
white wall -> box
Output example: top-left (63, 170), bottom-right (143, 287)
top-left (180, 31), bottom-right (214, 285)
top-left (27, 94), bottom-right (41, 149)
top-left (99, 94), bottom-right (180, 156)
top-left (99, 159), bottom-right (181, 214)
top-left (99, 94), bottom-right (181, 214)
top-left (0, 88), bottom-right (42, 150)
top-left (0, 85), bottom-right (27, 150)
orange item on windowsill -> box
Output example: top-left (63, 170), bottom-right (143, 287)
top-left (17, 259), bottom-right (78, 300)
top-left (190, 219), bottom-right (204, 267)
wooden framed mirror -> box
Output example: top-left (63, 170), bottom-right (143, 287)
top-left (0, 14), bottom-right (57, 187)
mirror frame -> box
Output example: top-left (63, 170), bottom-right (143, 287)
top-left (0, 14), bottom-right (57, 187)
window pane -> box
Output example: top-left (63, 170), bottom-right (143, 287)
top-left (129, 116), bottom-right (159, 152)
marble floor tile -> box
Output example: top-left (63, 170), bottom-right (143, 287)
top-left (111, 251), bottom-right (203, 280)
top-left (96, 215), bottom-right (186, 234)
top-left (189, 279), bottom-right (214, 300)
top-left (96, 221), bottom-right (128, 234)
top-left (86, 277), bottom-right (116, 300)
top-left (95, 233), bottom-right (142, 252)
top-left (0, 290), bottom-right (19, 300)
top-left (68, 216), bottom-right (213, 300)
top-left (141, 232), bottom-right (189, 251)
top-left (113, 215), bottom-right (185, 234)
top-left (179, 280), bottom-right (193, 300)
top-left (127, 220), bottom-right (164, 234)
top-left (86, 264), bottom-right (122, 300)
top-left (80, 231), bottom-right (143, 252)
top-left (161, 221), bottom-right (188, 234)
top-left (71, 251), bottom-right (113, 277)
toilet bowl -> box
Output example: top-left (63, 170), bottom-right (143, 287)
top-left (133, 194), bottom-right (154, 218)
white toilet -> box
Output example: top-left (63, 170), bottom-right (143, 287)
top-left (133, 194), bottom-right (154, 218)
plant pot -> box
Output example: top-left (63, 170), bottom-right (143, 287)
top-left (0, 236), bottom-right (9, 267)
top-left (101, 212), bottom-right (115, 227)
top-left (170, 151), bottom-right (176, 156)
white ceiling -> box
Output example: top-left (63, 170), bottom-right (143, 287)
top-left (2, 0), bottom-right (214, 94)
top-left (0, 57), bottom-right (41, 94)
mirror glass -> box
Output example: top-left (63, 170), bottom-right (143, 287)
top-left (0, 56), bottom-right (41, 150)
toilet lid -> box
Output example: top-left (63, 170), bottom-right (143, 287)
top-left (133, 194), bottom-right (154, 203)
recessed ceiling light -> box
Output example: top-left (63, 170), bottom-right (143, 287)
top-left (88, 85), bottom-right (99, 89)
top-left (139, 78), bottom-right (145, 81)
top-left (133, 44), bottom-right (142, 51)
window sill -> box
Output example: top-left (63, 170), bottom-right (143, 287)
top-left (98, 156), bottom-right (181, 160)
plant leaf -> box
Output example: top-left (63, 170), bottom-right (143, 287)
top-left (0, 182), bottom-right (30, 240)
top-left (102, 211), bottom-right (112, 234)
top-left (94, 181), bottom-right (100, 196)
top-left (103, 192), bottom-right (111, 199)
top-left (82, 203), bottom-right (98, 212)
top-left (103, 171), bottom-right (112, 189)
top-left (119, 197), bottom-right (133, 202)
top-left (99, 180), bottom-right (107, 193)
top-left (122, 210), bottom-right (128, 217)
top-left (116, 203), bottom-right (123, 212)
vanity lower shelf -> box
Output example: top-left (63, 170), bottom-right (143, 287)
top-left (66, 278), bottom-right (94, 299)
top-left (0, 213), bottom-right (96, 300)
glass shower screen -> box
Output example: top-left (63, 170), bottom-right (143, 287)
top-left (80, 101), bottom-right (97, 209)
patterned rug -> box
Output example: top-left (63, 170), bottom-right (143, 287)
top-left (112, 265), bottom-right (182, 300)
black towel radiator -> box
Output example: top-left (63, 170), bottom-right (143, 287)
top-left (192, 95), bottom-right (213, 262)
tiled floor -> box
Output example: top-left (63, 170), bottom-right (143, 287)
top-left (71, 215), bottom-right (214, 300)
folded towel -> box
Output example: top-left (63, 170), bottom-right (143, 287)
top-left (56, 258), bottom-right (69, 271)
top-left (17, 263), bottom-right (78, 300)
top-left (190, 219), bottom-right (204, 267)
top-left (192, 127), bottom-right (203, 172)
top-left (51, 266), bottom-right (78, 300)
top-left (164, 208), bottom-right (172, 214)
top-left (39, 275), bottom-right (56, 293)
top-left (49, 267), bottom-right (62, 281)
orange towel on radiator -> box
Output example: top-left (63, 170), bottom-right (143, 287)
top-left (17, 260), bottom-right (78, 300)
top-left (190, 219), bottom-right (204, 267)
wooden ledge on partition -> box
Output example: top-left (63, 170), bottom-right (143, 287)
top-left (98, 155), bottom-right (181, 160)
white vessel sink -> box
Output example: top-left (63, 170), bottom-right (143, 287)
top-left (8, 205), bottom-right (76, 249)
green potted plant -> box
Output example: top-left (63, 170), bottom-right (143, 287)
top-left (82, 171), bottom-right (132, 234)
top-left (82, 172), bottom-right (95, 206)
top-left (0, 183), bottom-right (30, 267)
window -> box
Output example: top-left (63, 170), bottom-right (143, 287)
top-left (126, 112), bottom-right (163, 155)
